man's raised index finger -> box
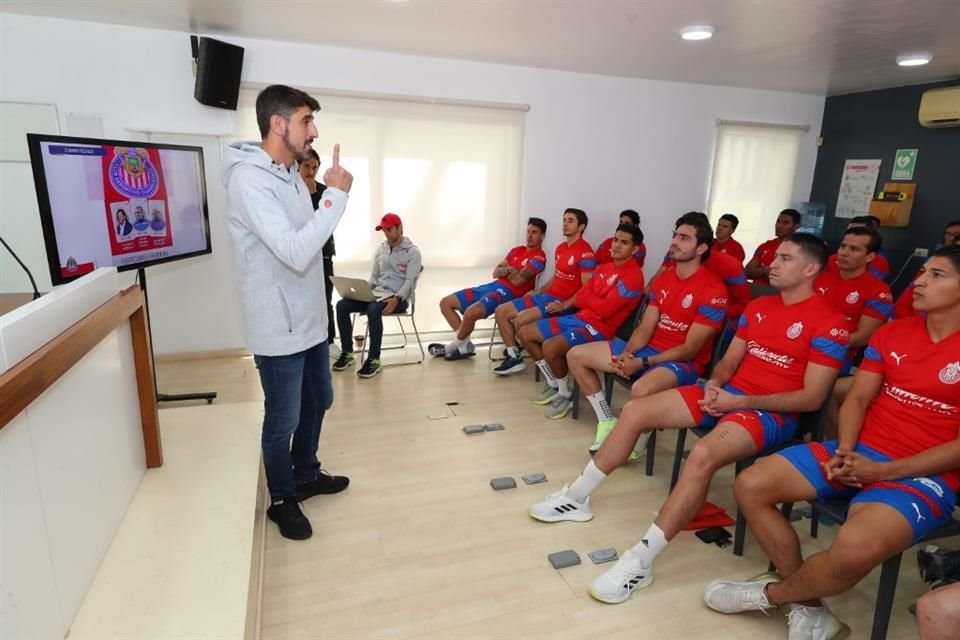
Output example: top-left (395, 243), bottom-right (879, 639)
top-left (331, 143), bottom-right (340, 168)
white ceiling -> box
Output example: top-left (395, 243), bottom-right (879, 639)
top-left (3, 0), bottom-right (959, 95)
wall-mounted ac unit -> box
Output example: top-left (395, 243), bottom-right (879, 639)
top-left (919, 86), bottom-right (960, 128)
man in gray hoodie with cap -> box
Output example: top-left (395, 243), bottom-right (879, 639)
top-left (223, 84), bottom-right (352, 541)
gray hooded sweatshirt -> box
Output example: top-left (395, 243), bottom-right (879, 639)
top-left (370, 236), bottom-right (422, 301)
top-left (222, 141), bottom-right (347, 356)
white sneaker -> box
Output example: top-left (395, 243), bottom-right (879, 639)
top-left (703, 579), bottom-right (776, 614)
top-left (588, 549), bottom-right (653, 603)
top-left (545, 393), bottom-right (573, 419)
top-left (528, 484), bottom-right (593, 523)
top-left (788, 603), bottom-right (851, 640)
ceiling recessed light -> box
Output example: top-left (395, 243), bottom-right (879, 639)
top-left (680, 26), bottom-right (714, 41)
top-left (897, 53), bottom-right (932, 67)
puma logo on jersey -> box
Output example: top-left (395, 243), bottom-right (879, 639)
top-left (912, 503), bottom-right (925, 523)
top-left (817, 287), bottom-right (828, 295)
top-left (890, 352), bottom-right (907, 366)
top-left (660, 289), bottom-right (669, 300)
top-left (755, 312), bottom-right (765, 324)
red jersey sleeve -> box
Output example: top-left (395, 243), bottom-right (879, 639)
top-left (808, 312), bottom-right (850, 369)
top-left (693, 279), bottom-right (728, 330)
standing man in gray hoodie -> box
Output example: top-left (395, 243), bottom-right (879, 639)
top-left (333, 213), bottom-right (422, 378)
top-left (223, 85), bottom-right (353, 541)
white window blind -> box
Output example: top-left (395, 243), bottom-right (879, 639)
top-left (235, 91), bottom-right (525, 269)
top-left (706, 122), bottom-right (804, 258)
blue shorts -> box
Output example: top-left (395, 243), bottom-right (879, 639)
top-left (453, 281), bottom-right (516, 317)
top-left (677, 383), bottom-right (799, 452)
top-left (778, 440), bottom-right (957, 543)
top-left (535, 315), bottom-right (607, 348)
top-left (510, 292), bottom-right (562, 315)
top-left (608, 339), bottom-right (699, 385)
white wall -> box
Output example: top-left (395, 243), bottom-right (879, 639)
top-left (0, 13), bottom-right (825, 355)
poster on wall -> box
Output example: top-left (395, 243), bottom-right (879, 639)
top-left (836, 159), bottom-right (881, 219)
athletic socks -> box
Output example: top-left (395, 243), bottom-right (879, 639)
top-left (567, 460), bottom-right (607, 503)
top-left (536, 359), bottom-right (558, 387)
top-left (587, 391), bottom-right (614, 421)
top-left (630, 523), bottom-right (668, 564)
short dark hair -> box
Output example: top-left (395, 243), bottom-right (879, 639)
top-left (255, 85), bottom-right (320, 138)
top-left (784, 232), bottom-right (828, 270)
top-left (780, 208), bottom-right (802, 225)
top-left (945, 220), bottom-right (960, 231)
top-left (866, 215), bottom-right (882, 230)
top-left (619, 209), bottom-right (640, 226)
top-left (676, 212), bottom-right (714, 257)
top-left (933, 244), bottom-right (960, 271)
top-left (719, 213), bottom-right (740, 229)
top-left (565, 207), bottom-right (588, 229)
top-left (842, 226), bottom-right (882, 254)
top-left (848, 215), bottom-right (873, 227)
top-left (528, 217), bottom-right (547, 234)
top-left (306, 148), bottom-right (320, 162)
top-left (616, 223), bottom-right (644, 246)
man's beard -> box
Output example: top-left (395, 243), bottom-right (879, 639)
top-left (283, 129), bottom-right (312, 163)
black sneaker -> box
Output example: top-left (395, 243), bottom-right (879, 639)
top-left (296, 470), bottom-right (350, 500)
top-left (267, 498), bottom-right (312, 540)
top-left (332, 351), bottom-right (355, 371)
top-left (357, 359), bottom-right (382, 378)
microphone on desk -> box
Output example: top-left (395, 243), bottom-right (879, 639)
top-left (0, 235), bottom-right (41, 300)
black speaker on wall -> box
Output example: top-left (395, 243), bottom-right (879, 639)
top-left (193, 36), bottom-right (244, 110)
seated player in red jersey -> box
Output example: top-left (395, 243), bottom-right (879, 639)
top-left (816, 226), bottom-right (893, 369)
top-left (654, 212), bottom-right (751, 324)
top-left (493, 208), bottom-right (596, 375)
top-left (745, 209), bottom-right (801, 286)
top-left (704, 244), bottom-right (960, 639)
top-left (436, 217), bottom-right (547, 359)
top-left (826, 215), bottom-right (891, 281)
top-left (528, 233), bottom-right (848, 611)
top-left (817, 226), bottom-right (894, 439)
top-left (514, 224), bottom-right (645, 408)
top-left (563, 214), bottom-right (727, 455)
top-left (596, 209), bottom-right (646, 269)
top-left (893, 223), bottom-right (960, 320)
top-left (714, 213), bottom-right (746, 263)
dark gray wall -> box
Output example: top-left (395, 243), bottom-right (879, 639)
top-left (810, 78), bottom-right (960, 283)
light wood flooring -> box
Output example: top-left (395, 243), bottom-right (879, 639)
top-left (157, 349), bottom-right (937, 639)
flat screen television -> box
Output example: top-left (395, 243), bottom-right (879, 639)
top-left (26, 133), bottom-right (212, 285)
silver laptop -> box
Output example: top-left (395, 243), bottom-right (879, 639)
top-left (331, 276), bottom-right (385, 302)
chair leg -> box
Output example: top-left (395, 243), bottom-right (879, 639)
top-left (644, 430), bottom-right (657, 476)
top-left (871, 553), bottom-right (902, 640)
top-left (571, 379), bottom-right (580, 420)
top-left (670, 430), bottom-right (688, 490)
top-left (603, 373), bottom-right (614, 406)
top-left (810, 503), bottom-right (820, 539)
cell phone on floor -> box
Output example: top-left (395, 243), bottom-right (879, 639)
top-left (695, 527), bottom-right (731, 544)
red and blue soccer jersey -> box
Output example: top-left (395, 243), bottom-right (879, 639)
top-left (662, 250), bottom-right (750, 320)
top-left (729, 294), bottom-right (849, 396)
top-left (573, 257), bottom-right (645, 338)
top-left (545, 238), bottom-right (596, 301)
top-left (828, 253), bottom-right (891, 282)
top-left (498, 245), bottom-right (546, 297)
top-left (646, 265), bottom-right (728, 373)
top-left (751, 237), bottom-right (782, 286)
top-left (596, 237), bottom-right (646, 269)
top-left (814, 266), bottom-right (893, 332)
top-left (858, 317), bottom-right (960, 489)
top-left (715, 237), bottom-right (746, 263)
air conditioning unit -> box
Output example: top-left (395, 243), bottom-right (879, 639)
top-left (918, 86), bottom-right (960, 128)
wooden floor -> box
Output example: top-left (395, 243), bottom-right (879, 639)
top-left (157, 349), bottom-right (933, 640)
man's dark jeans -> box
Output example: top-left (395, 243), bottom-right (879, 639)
top-left (254, 341), bottom-right (332, 500)
top-left (336, 298), bottom-right (408, 360)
